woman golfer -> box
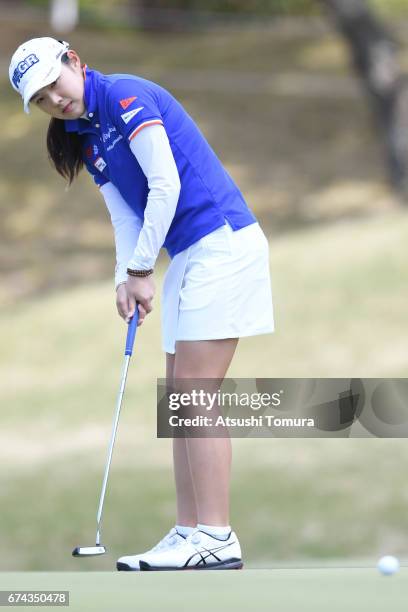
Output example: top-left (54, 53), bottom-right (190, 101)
top-left (9, 37), bottom-right (274, 571)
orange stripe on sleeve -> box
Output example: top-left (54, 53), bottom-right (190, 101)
top-left (129, 120), bottom-right (163, 141)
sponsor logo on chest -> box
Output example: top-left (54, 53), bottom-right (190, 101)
top-left (102, 125), bottom-right (117, 143)
top-left (101, 125), bottom-right (123, 152)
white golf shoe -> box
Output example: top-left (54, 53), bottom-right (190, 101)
top-left (117, 527), bottom-right (187, 571)
top-left (138, 528), bottom-right (243, 571)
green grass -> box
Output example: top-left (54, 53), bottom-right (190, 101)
top-left (1, 212), bottom-right (408, 570)
top-left (0, 570), bottom-right (407, 612)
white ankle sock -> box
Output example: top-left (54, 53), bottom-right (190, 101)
top-left (197, 523), bottom-right (231, 541)
top-left (175, 524), bottom-right (196, 538)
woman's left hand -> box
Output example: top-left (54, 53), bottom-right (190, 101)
top-left (125, 274), bottom-right (155, 324)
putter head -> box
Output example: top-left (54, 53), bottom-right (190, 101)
top-left (72, 545), bottom-right (106, 557)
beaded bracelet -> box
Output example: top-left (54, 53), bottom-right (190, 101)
top-left (127, 268), bottom-right (154, 277)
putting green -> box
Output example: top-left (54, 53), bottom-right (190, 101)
top-left (0, 569), bottom-right (406, 611)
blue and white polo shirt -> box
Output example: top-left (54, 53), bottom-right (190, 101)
top-left (65, 66), bottom-right (256, 258)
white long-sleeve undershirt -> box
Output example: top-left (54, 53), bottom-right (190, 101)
top-left (99, 124), bottom-right (181, 289)
top-left (99, 181), bottom-right (142, 289)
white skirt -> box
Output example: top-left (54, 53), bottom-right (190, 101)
top-left (161, 220), bottom-right (274, 354)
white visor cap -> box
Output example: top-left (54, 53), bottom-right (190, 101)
top-left (9, 37), bottom-right (70, 114)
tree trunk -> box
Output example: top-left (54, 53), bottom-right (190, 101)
top-left (50, 0), bottom-right (79, 33)
top-left (322, 0), bottom-right (408, 199)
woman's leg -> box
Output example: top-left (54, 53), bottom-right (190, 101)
top-left (166, 352), bottom-right (197, 527)
top-left (173, 338), bottom-right (238, 526)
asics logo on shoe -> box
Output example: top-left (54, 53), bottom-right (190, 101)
top-left (185, 541), bottom-right (235, 567)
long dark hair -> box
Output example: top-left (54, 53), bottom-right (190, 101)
top-left (46, 53), bottom-right (84, 184)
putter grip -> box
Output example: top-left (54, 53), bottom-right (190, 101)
top-left (125, 307), bottom-right (139, 356)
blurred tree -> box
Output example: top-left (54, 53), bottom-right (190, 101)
top-left (50, 0), bottom-right (79, 33)
top-left (322, 0), bottom-right (408, 199)
top-left (130, 0), bottom-right (317, 30)
top-left (23, 0), bottom-right (408, 196)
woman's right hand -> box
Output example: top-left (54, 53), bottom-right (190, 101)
top-left (116, 282), bottom-right (146, 326)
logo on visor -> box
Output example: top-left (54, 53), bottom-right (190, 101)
top-left (12, 53), bottom-right (39, 88)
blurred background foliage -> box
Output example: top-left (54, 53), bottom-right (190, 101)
top-left (19, 0), bottom-right (408, 18)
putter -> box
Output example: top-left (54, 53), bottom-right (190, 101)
top-left (72, 309), bottom-right (139, 557)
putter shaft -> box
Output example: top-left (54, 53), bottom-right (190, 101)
top-left (73, 312), bottom-right (138, 558)
top-left (96, 354), bottom-right (131, 544)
